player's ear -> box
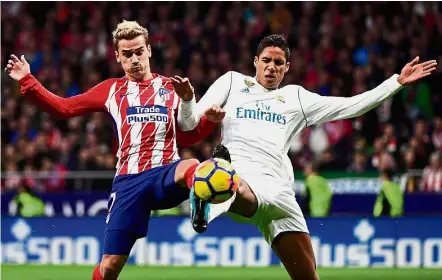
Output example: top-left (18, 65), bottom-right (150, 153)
top-left (254, 56), bottom-right (258, 68)
top-left (115, 51), bottom-right (120, 63)
top-left (147, 44), bottom-right (152, 58)
top-left (285, 62), bottom-right (290, 73)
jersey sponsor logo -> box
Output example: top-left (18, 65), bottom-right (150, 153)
top-left (236, 106), bottom-right (287, 124)
top-left (126, 105), bottom-right (169, 124)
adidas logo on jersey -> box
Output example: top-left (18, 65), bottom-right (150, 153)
top-left (240, 88), bottom-right (250, 93)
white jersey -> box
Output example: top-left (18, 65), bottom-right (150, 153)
top-left (179, 71), bottom-right (403, 186)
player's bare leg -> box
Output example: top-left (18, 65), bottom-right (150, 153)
top-left (272, 232), bottom-right (319, 280)
top-left (174, 158), bottom-right (200, 186)
top-left (227, 178), bottom-right (258, 218)
top-left (94, 255), bottom-right (128, 280)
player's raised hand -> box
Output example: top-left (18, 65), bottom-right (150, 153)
top-left (5, 54), bottom-right (30, 81)
top-left (171, 75), bottom-right (194, 101)
top-left (397, 56), bottom-right (437, 86)
top-left (204, 105), bottom-right (226, 123)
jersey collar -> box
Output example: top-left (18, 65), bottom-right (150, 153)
top-left (122, 73), bottom-right (160, 85)
top-left (253, 76), bottom-right (274, 93)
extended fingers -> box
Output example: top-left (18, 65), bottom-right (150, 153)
top-left (173, 75), bottom-right (184, 82)
top-left (421, 60), bottom-right (437, 71)
top-left (10, 54), bottom-right (21, 63)
top-left (170, 77), bottom-right (180, 84)
top-left (5, 60), bottom-right (15, 72)
top-left (409, 56), bottom-right (420, 66)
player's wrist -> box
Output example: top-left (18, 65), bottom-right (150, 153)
top-left (180, 95), bottom-right (196, 111)
top-left (18, 73), bottom-right (33, 83)
top-left (181, 94), bottom-right (195, 103)
top-left (396, 75), bottom-right (406, 86)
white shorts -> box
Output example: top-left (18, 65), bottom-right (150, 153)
top-left (227, 175), bottom-right (309, 245)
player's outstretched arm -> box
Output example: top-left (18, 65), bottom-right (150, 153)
top-left (297, 57), bottom-right (437, 126)
top-left (5, 54), bottom-right (108, 119)
top-left (172, 72), bottom-right (233, 131)
top-left (176, 115), bottom-right (218, 147)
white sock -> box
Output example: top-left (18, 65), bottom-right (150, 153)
top-left (208, 192), bottom-right (236, 223)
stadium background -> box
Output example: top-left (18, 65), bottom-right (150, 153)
top-left (1, 1), bottom-right (442, 279)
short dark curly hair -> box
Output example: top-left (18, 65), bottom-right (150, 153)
top-left (256, 34), bottom-right (290, 61)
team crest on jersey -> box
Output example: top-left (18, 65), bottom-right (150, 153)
top-left (276, 95), bottom-right (286, 103)
top-left (244, 79), bottom-right (255, 87)
top-left (158, 87), bottom-right (171, 101)
top-left (240, 87), bottom-right (250, 93)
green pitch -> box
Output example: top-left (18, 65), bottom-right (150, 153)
top-left (2, 265), bottom-right (442, 279)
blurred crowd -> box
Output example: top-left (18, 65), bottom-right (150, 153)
top-left (1, 2), bottom-right (441, 193)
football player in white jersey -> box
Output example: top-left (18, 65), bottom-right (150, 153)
top-left (173, 35), bottom-right (437, 279)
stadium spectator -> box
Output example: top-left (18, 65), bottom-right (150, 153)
top-left (420, 152), bottom-right (442, 192)
top-left (432, 116), bottom-right (442, 151)
top-left (373, 169), bottom-right (404, 218)
top-left (303, 161), bottom-right (332, 217)
top-left (1, 2), bottom-right (441, 193)
top-left (12, 182), bottom-right (45, 217)
top-left (347, 151), bottom-right (369, 173)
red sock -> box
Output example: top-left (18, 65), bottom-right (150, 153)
top-left (92, 264), bottom-right (103, 280)
top-left (183, 163), bottom-right (199, 189)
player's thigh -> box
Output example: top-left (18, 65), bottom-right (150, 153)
top-left (105, 176), bottom-right (153, 236)
top-left (174, 158), bottom-right (200, 184)
top-left (272, 231), bottom-right (319, 280)
top-left (152, 160), bottom-right (192, 210)
top-left (229, 178), bottom-right (259, 218)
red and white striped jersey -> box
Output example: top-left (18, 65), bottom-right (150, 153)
top-left (421, 166), bottom-right (442, 192)
top-left (20, 73), bottom-right (216, 177)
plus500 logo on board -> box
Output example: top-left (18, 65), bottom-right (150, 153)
top-left (311, 220), bottom-right (442, 268)
top-left (1, 220), bottom-right (99, 265)
top-left (1, 218), bottom-right (272, 266)
top-left (2, 218), bottom-right (442, 267)
top-left (127, 218), bottom-right (273, 266)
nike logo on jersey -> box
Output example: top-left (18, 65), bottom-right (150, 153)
top-left (126, 105), bottom-right (169, 124)
top-left (120, 90), bottom-right (136, 98)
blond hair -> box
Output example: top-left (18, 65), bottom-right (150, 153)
top-left (112, 20), bottom-right (149, 51)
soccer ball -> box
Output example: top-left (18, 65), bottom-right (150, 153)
top-left (193, 158), bottom-right (239, 204)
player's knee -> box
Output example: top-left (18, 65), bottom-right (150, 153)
top-left (185, 158), bottom-right (200, 167)
top-left (177, 159), bottom-right (200, 176)
top-left (100, 255), bottom-right (125, 280)
top-left (291, 258), bottom-right (318, 280)
top-left (175, 158), bottom-right (201, 184)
